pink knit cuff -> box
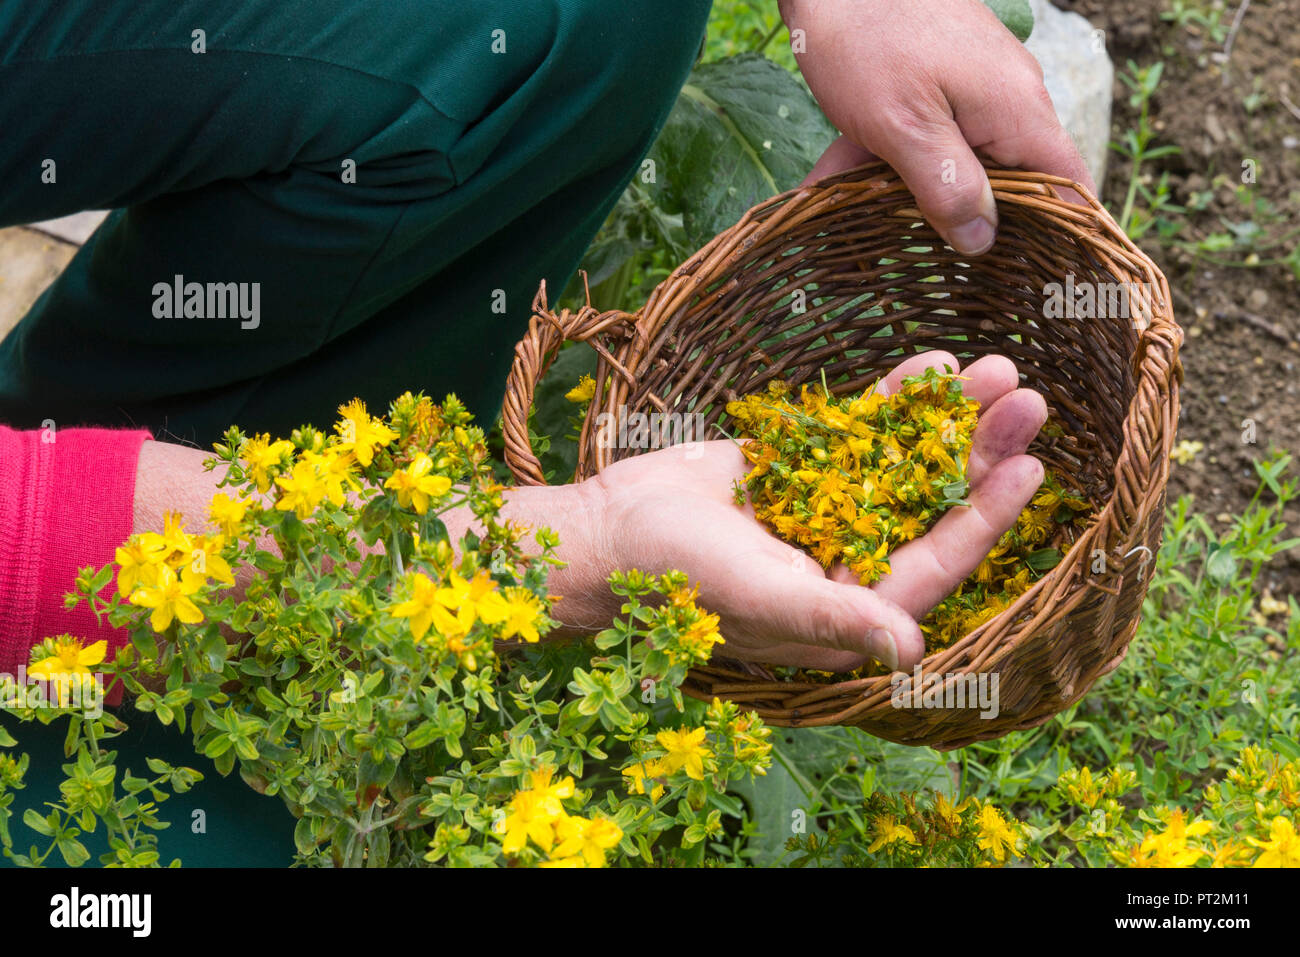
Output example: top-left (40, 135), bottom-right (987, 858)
top-left (0, 425), bottom-right (152, 706)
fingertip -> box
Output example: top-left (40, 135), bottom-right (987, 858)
top-left (961, 354), bottom-right (1020, 406)
top-left (886, 619), bottom-right (926, 673)
top-left (1008, 452), bottom-right (1045, 493)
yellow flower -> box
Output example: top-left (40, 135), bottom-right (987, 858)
top-left (975, 803), bottom-right (1021, 862)
top-left (848, 539), bottom-right (891, 585)
top-left (304, 448), bottom-right (357, 508)
top-left (674, 612), bottom-right (724, 662)
top-left (28, 636), bottom-right (107, 679)
top-left (622, 757), bottom-right (667, 801)
top-left (565, 375), bottom-right (597, 404)
top-left (208, 492), bottom-right (251, 539)
top-left (495, 766), bottom-right (575, 857)
top-left (1249, 816), bottom-right (1300, 868)
top-left (114, 537), bottom-right (167, 598)
top-left (335, 398), bottom-right (397, 467)
top-left (390, 572), bottom-right (439, 641)
top-left (547, 815), bottom-right (623, 868)
top-left (384, 454), bottom-right (452, 514)
top-left (496, 790), bottom-right (559, 856)
top-left (275, 457), bottom-right (329, 519)
top-left (656, 727), bottom-right (712, 781)
top-left (1170, 439), bottom-right (1204, 465)
top-left (138, 510), bottom-right (194, 567)
top-left (499, 587), bottom-right (544, 643)
top-left (1163, 809), bottom-right (1214, 843)
top-left (1138, 811), bottom-right (1212, 868)
top-left (526, 766), bottom-right (576, 815)
top-left (129, 564), bottom-right (205, 632)
top-left (868, 815), bottom-right (919, 853)
top-left (1211, 840), bottom-right (1248, 868)
top-left (931, 792), bottom-right (962, 831)
top-left (439, 569), bottom-right (508, 631)
top-left (1062, 766), bottom-right (1101, 809)
top-left (189, 534), bottom-right (236, 588)
top-left (240, 434), bottom-right (294, 493)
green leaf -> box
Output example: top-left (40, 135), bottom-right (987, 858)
top-left (57, 836), bottom-right (91, 868)
top-left (647, 53), bottom-right (837, 249)
top-left (982, 0), bottom-right (1034, 41)
top-left (1205, 546), bottom-right (1238, 586)
top-left (1027, 548), bottom-right (1063, 572)
top-left (22, 809), bottom-right (54, 836)
top-left (145, 757), bottom-right (173, 775)
top-left (1269, 734), bottom-right (1300, 762)
top-left (294, 816), bottom-right (318, 856)
top-left (403, 721), bottom-right (441, 750)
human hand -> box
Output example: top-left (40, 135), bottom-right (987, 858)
top-left (578, 351), bottom-right (1047, 674)
top-left (780, 0), bottom-right (1096, 255)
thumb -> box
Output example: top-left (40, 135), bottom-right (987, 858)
top-left (739, 547), bottom-right (924, 673)
top-left (867, 112), bottom-right (998, 257)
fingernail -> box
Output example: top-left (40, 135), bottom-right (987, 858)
top-left (948, 215), bottom-right (996, 256)
top-left (868, 628), bottom-right (899, 672)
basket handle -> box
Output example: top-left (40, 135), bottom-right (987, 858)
top-left (502, 276), bottom-right (639, 486)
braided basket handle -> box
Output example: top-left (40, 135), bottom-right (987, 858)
top-left (502, 276), bottom-right (639, 486)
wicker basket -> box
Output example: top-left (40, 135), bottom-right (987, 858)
top-left (502, 160), bottom-right (1182, 750)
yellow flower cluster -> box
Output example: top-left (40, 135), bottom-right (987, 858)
top-left (705, 697), bottom-right (772, 771)
top-left (857, 792), bottom-right (1024, 865)
top-left (115, 511), bottom-right (236, 632)
top-left (728, 369), bottom-right (979, 584)
top-left (621, 726), bottom-right (715, 801)
top-left (239, 398), bottom-right (460, 522)
top-left (1115, 809), bottom-right (1217, 867)
top-left (660, 581), bottom-right (726, 666)
top-left (390, 568), bottom-right (544, 667)
top-left (922, 473), bottom-right (1090, 651)
top-left (495, 765), bottom-right (623, 867)
top-left (972, 802), bottom-right (1022, 863)
top-left (728, 369), bottom-right (1093, 672)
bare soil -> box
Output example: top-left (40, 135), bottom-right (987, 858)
top-left (1059, 0), bottom-right (1300, 598)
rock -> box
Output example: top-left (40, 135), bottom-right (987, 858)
top-left (0, 227), bottom-right (78, 340)
top-left (1023, 0), bottom-right (1114, 189)
top-left (27, 210), bottom-right (109, 246)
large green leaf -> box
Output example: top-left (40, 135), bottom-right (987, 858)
top-left (733, 726), bottom-right (954, 866)
top-left (982, 0), bottom-right (1034, 42)
top-left (646, 53), bottom-right (837, 250)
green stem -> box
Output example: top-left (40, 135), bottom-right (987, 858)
top-left (754, 17), bottom-right (784, 54)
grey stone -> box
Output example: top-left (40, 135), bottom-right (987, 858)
top-left (1023, 0), bottom-right (1114, 190)
top-left (28, 210), bottom-right (109, 246)
top-left (0, 227), bottom-right (78, 341)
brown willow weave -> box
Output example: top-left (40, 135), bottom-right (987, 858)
top-left (502, 160), bottom-right (1182, 750)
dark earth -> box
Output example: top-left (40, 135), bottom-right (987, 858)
top-left (1060, 0), bottom-right (1300, 600)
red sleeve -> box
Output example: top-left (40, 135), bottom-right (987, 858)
top-left (0, 425), bottom-right (152, 706)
